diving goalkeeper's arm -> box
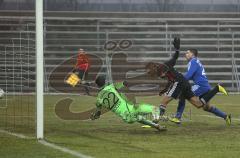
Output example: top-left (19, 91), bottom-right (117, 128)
top-left (114, 81), bottom-right (137, 106)
top-left (113, 81), bottom-right (129, 90)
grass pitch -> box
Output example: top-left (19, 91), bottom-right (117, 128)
top-left (1, 95), bottom-right (240, 158)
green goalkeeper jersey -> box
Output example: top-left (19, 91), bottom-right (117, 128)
top-left (96, 82), bottom-right (155, 123)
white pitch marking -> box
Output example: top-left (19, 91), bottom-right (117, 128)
top-left (0, 129), bottom-right (93, 158)
top-left (0, 129), bottom-right (33, 139)
top-left (38, 140), bottom-right (94, 158)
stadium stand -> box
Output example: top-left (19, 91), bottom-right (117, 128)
top-left (0, 11), bottom-right (239, 93)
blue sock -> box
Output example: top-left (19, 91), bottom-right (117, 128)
top-left (209, 106), bottom-right (227, 119)
top-left (175, 99), bottom-right (186, 119)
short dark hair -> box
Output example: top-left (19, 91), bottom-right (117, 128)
top-left (95, 75), bottom-right (106, 87)
top-left (188, 49), bottom-right (198, 57)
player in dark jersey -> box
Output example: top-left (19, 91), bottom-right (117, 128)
top-left (145, 37), bottom-right (228, 119)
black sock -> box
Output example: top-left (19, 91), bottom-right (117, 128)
top-left (159, 105), bottom-right (166, 116)
top-left (200, 86), bottom-right (218, 104)
top-left (84, 83), bottom-right (90, 95)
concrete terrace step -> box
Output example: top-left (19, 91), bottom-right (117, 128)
top-left (0, 11), bottom-right (239, 92)
top-left (0, 11), bottom-right (239, 18)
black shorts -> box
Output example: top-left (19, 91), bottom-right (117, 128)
top-left (73, 69), bottom-right (88, 80)
top-left (166, 80), bottom-right (194, 100)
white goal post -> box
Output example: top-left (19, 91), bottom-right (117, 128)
top-left (36, 0), bottom-right (44, 139)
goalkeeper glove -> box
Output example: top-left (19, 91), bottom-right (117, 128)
top-left (90, 111), bottom-right (101, 120)
top-left (172, 37), bottom-right (180, 50)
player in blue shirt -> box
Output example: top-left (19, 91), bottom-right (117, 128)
top-left (170, 49), bottom-right (231, 125)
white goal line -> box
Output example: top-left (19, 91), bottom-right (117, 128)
top-left (0, 129), bottom-right (93, 158)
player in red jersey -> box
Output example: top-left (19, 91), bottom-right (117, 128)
top-left (66, 48), bottom-right (90, 95)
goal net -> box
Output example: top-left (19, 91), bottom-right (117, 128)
top-left (0, 22), bottom-right (36, 136)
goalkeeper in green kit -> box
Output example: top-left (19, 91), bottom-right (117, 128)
top-left (90, 75), bottom-right (166, 131)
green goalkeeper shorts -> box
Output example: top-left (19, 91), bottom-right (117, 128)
top-left (120, 103), bottom-right (158, 123)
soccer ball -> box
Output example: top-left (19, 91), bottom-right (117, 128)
top-left (0, 88), bottom-right (5, 98)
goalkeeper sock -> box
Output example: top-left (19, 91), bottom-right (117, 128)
top-left (138, 119), bottom-right (165, 131)
top-left (200, 86), bottom-right (218, 105)
top-left (159, 105), bottom-right (166, 116)
top-left (209, 106), bottom-right (227, 119)
top-left (138, 119), bottom-right (158, 128)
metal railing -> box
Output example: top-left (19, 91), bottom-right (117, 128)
top-left (1, 14), bottom-right (240, 92)
top-left (231, 33), bottom-right (240, 91)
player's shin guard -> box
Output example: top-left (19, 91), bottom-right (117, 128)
top-left (200, 86), bottom-right (218, 105)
